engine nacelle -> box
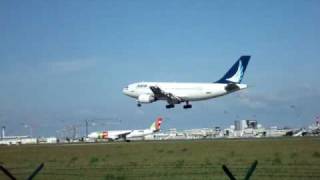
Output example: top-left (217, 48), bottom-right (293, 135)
top-left (138, 94), bottom-right (155, 103)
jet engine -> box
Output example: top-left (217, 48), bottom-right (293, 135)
top-left (138, 94), bottom-right (155, 103)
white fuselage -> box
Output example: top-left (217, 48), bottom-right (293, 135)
top-left (88, 129), bottom-right (155, 140)
top-left (126, 129), bottom-right (154, 138)
top-left (123, 82), bottom-right (247, 102)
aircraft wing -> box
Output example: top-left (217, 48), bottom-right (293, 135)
top-left (149, 86), bottom-right (183, 104)
top-left (109, 131), bottom-right (132, 140)
top-left (117, 132), bottom-right (132, 140)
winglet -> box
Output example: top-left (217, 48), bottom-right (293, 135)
top-left (215, 56), bottom-right (250, 84)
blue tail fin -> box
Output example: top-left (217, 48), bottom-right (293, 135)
top-left (215, 56), bottom-right (250, 84)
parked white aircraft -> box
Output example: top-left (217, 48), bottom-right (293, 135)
top-left (123, 56), bottom-right (251, 109)
top-left (88, 117), bottom-right (163, 141)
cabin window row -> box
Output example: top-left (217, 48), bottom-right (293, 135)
top-left (137, 84), bottom-right (148, 88)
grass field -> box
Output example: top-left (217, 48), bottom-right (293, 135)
top-left (0, 137), bottom-right (320, 180)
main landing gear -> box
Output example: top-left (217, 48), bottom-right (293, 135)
top-left (183, 101), bottom-right (192, 109)
top-left (166, 101), bottom-right (192, 109)
top-left (166, 104), bottom-right (175, 109)
top-left (137, 103), bottom-right (141, 107)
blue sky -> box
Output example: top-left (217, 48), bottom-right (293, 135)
top-left (1, 0), bottom-right (320, 136)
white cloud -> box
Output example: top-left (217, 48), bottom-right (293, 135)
top-left (237, 91), bottom-right (289, 109)
top-left (135, 108), bottom-right (145, 115)
top-left (237, 84), bottom-right (320, 110)
top-left (47, 59), bottom-right (96, 73)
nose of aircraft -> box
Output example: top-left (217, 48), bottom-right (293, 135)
top-left (122, 87), bottom-right (129, 95)
top-left (122, 85), bottom-right (137, 98)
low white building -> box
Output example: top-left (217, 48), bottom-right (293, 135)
top-left (38, 137), bottom-right (58, 144)
top-left (0, 137), bottom-right (37, 145)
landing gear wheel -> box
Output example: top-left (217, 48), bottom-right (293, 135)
top-left (183, 101), bottom-right (192, 109)
top-left (137, 103), bottom-right (141, 107)
top-left (166, 104), bottom-right (175, 109)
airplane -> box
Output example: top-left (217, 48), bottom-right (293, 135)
top-left (88, 117), bottom-right (163, 141)
top-left (123, 56), bottom-right (251, 109)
